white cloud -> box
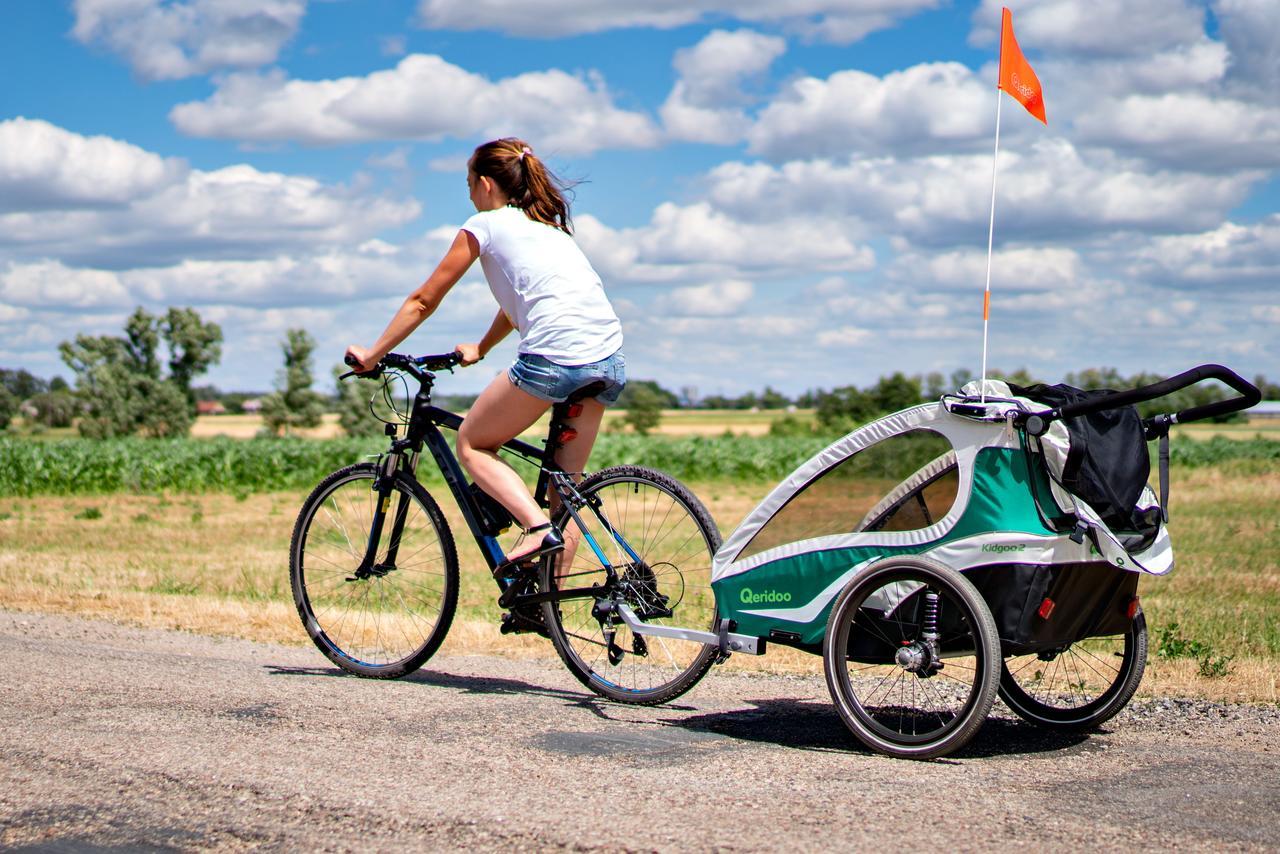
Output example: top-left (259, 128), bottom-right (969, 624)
top-left (704, 140), bottom-right (1260, 244)
top-left (816, 325), bottom-right (873, 347)
top-left (653, 279), bottom-right (754, 316)
top-left (0, 260), bottom-right (133, 310)
top-left (1214, 0), bottom-right (1280, 100)
top-left (672, 29), bottom-right (786, 108)
top-left (380, 35), bottom-right (408, 57)
top-left (1127, 215), bottom-right (1280, 288)
top-left (661, 30), bottom-right (786, 144)
top-left (1073, 93), bottom-right (1280, 171)
top-left (890, 246), bottom-right (1083, 292)
top-left (0, 118), bottom-right (185, 211)
top-left (416, 0), bottom-right (939, 43)
top-left (747, 62), bottom-right (992, 160)
top-left (71, 0), bottom-right (306, 80)
top-left (0, 120), bottom-right (420, 268)
top-left (366, 147), bottom-right (412, 171)
top-left (170, 55), bottom-right (661, 154)
top-left (578, 202), bottom-right (875, 285)
top-left (969, 0), bottom-right (1206, 58)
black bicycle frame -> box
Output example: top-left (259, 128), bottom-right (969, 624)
top-left (355, 366), bottom-right (639, 608)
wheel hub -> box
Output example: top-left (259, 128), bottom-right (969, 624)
top-left (894, 641), bottom-right (943, 677)
top-left (895, 643), bottom-right (927, 672)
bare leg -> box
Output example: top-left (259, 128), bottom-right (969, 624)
top-left (457, 373), bottom-right (551, 558)
top-left (547, 398), bottom-right (607, 579)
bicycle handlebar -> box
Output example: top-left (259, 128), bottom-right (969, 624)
top-left (342, 350), bottom-right (462, 379)
top-left (1024, 363), bottom-right (1260, 435)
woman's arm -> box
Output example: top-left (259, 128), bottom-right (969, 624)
top-left (346, 230), bottom-right (479, 370)
top-left (456, 310), bottom-right (514, 366)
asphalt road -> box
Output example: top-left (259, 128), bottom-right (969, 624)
top-left (2, 609), bottom-right (1278, 852)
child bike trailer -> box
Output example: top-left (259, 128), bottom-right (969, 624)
top-left (708, 364), bottom-right (1259, 759)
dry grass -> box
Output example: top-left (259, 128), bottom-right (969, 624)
top-left (186, 408), bottom-right (793, 441)
top-left (190, 413), bottom-right (346, 440)
top-left (1, 467), bottom-right (1275, 703)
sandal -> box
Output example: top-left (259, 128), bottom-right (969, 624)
top-left (492, 521), bottom-right (564, 577)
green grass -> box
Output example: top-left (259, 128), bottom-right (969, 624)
top-left (0, 434), bottom-right (836, 496)
top-left (5, 433), bottom-right (1275, 497)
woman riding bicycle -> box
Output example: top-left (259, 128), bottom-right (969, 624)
top-left (345, 137), bottom-right (626, 574)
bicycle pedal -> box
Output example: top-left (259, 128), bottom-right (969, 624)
top-left (499, 610), bottom-right (549, 639)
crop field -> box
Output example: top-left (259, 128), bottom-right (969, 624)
top-left (2, 428), bottom-right (1277, 702)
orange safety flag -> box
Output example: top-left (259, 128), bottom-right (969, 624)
top-left (998, 7), bottom-right (1046, 124)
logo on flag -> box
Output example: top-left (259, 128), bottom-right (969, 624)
top-left (998, 8), bottom-right (1046, 124)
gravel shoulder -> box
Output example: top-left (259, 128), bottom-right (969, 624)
top-left (2, 609), bottom-right (1278, 852)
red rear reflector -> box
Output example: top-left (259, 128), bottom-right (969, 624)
top-left (1127, 596), bottom-right (1140, 620)
top-left (557, 428), bottom-right (579, 444)
top-left (1037, 598), bottom-right (1055, 620)
top-left (566, 403), bottom-right (584, 418)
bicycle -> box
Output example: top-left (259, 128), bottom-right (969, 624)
top-left (289, 351), bottom-right (724, 704)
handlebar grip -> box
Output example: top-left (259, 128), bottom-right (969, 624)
top-left (344, 353), bottom-right (359, 367)
top-left (1173, 364), bottom-right (1261, 423)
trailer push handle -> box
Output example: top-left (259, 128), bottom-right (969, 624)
top-left (1022, 364), bottom-right (1261, 436)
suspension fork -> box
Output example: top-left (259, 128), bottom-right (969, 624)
top-left (356, 449), bottom-right (414, 575)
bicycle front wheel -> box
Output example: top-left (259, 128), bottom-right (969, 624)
top-left (542, 465), bottom-right (721, 705)
top-left (290, 463), bottom-right (459, 678)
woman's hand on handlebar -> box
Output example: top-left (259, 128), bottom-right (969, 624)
top-left (344, 344), bottom-right (379, 373)
top-left (454, 342), bottom-right (483, 366)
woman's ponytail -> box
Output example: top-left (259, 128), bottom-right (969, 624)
top-left (469, 138), bottom-right (573, 234)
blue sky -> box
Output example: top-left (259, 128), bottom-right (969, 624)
top-left (1, 0), bottom-right (1276, 398)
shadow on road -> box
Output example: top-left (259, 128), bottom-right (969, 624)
top-left (266, 664), bottom-right (1091, 760)
top-left (662, 697), bottom-right (1090, 759)
top-left (264, 663), bottom-right (699, 717)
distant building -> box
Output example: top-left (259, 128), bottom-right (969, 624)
top-left (241, 398), bottom-right (263, 413)
top-left (196, 400), bottom-right (227, 416)
top-left (1252, 401), bottom-right (1280, 419)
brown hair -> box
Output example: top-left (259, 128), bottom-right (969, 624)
top-left (469, 137), bottom-right (573, 234)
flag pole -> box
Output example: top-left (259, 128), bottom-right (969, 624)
top-left (980, 15), bottom-right (1005, 404)
top-left (980, 93), bottom-right (1001, 404)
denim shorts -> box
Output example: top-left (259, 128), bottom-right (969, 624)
top-left (508, 351), bottom-right (626, 405)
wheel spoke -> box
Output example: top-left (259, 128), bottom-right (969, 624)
top-left (293, 469), bottom-right (455, 676)
top-left (544, 471), bottom-right (718, 702)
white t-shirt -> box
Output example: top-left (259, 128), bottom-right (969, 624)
top-left (460, 206), bottom-right (623, 366)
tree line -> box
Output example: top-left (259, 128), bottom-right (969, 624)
top-left (2, 305), bottom-right (1276, 438)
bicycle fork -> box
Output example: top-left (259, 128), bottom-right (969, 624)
top-left (350, 451), bottom-right (414, 580)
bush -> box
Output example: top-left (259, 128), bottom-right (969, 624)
top-left (1156, 621), bottom-right (1233, 679)
top-left (0, 386), bottom-right (15, 432)
top-left (28, 390), bottom-right (79, 428)
top-left (621, 385), bottom-right (663, 435)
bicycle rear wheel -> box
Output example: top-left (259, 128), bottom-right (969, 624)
top-left (541, 465), bottom-right (721, 705)
top-left (290, 463), bottom-right (459, 678)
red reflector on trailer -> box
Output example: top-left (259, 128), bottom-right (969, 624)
top-left (557, 428), bottom-right (579, 443)
top-left (1037, 598), bottom-right (1055, 620)
top-left (1127, 596), bottom-right (1140, 620)
top-left (566, 403), bottom-right (584, 418)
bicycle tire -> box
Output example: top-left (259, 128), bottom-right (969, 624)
top-left (290, 463), bottom-right (459, 678)
top-left (998, 612), bottom-right (1147, 732)
top-left (823, 556), bottom-right (1000, 760)
top-left (541, 465), bottom-right (721, 705)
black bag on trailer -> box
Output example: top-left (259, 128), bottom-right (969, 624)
top-left (966, 562), bottom-right (1139, 653)
top-left (1009, 382), bottom-right (1155, 535)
